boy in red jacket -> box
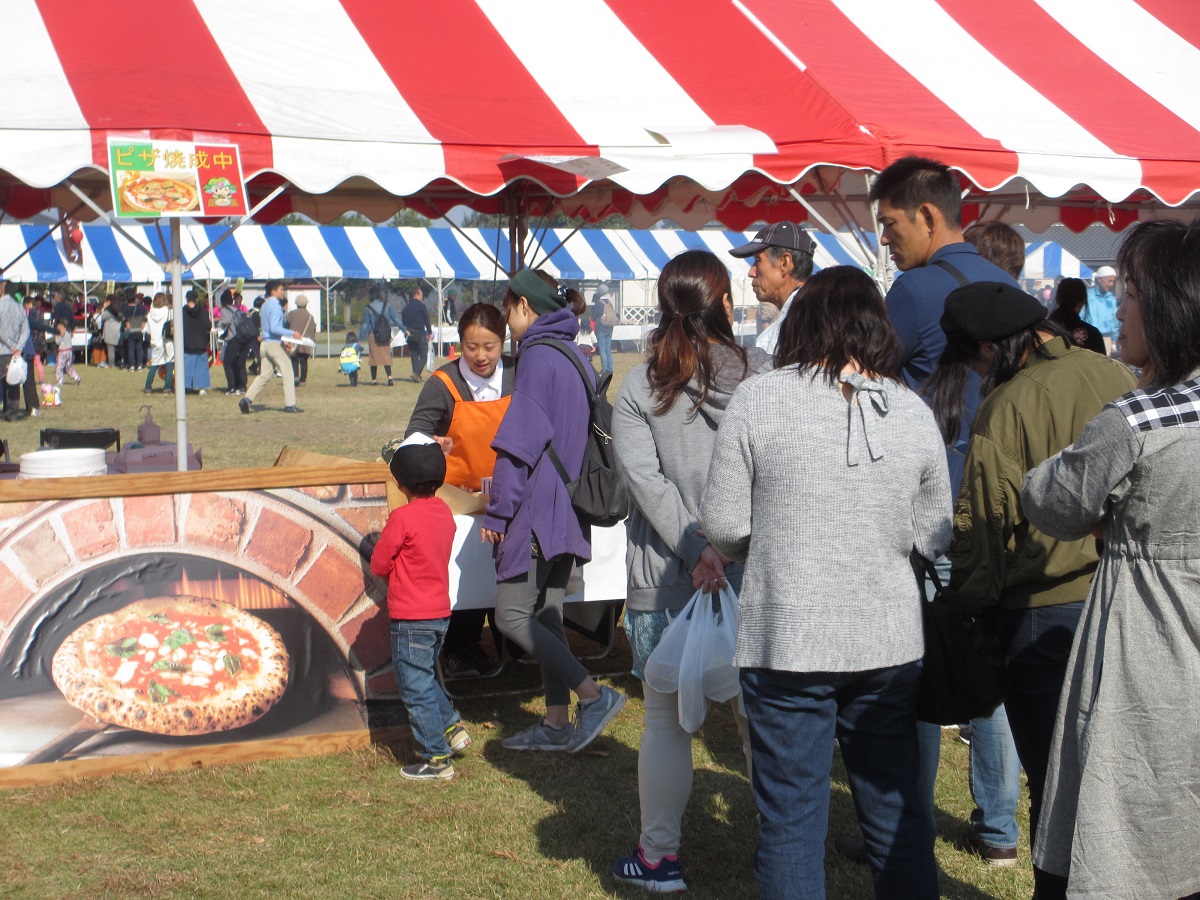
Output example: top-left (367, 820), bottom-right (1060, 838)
top-left (370, 433), bottom-right (469, 780)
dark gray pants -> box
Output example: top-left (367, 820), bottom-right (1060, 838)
top-left (407, 335), bottom-right (428, 376)
top-left (0, 354), bottom-right (19, 418)
top-left (494, 553), bottom-right (587, 707)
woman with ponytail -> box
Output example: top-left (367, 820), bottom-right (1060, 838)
top-left (610, 250), bottom-right (770, 892)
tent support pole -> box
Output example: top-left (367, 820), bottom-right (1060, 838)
top-left (529, 223), bottom-right (582, 271)
top-left (0, 201), bottom-right (87, 276)
top-left (321, 277), bottom-right (343, 358)
top-left (869, 175), bottom-right (891, 292)
top-left (184, 184), bottom-right (287, 268)
top-left (424, 201), bottom-right (510, 275)
top-left (813, 171), bottom-right (879, 265)
top-left (67, 183), bottom-right (174, 270)
top-left (786, 187), bottom-right (873, 270)
top-left (434, 275), bottom-right (443, 363)
top-left (170, 219), bottom-right (187, 472)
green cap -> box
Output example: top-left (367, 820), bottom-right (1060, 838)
top-left (508, 269), bottom-right (566, 315)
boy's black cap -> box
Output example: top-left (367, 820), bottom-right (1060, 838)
top-left (387, 433), bottom-right (446, 490)
top-left (941, 281), bottom-right (1047, 341)
top-left (729, 222), bottom-right (816, 259)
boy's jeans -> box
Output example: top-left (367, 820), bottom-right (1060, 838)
top-left (390, 618), bottom-right (459, 762)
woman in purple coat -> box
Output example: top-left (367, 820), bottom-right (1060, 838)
top-left (482, 269), bottom-right (627, 753)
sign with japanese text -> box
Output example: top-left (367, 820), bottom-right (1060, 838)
top-left (107, 138), bottom-right (248, 219)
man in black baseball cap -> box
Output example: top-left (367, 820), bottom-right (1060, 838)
top-left (729, 222), bottom-right (816, 354)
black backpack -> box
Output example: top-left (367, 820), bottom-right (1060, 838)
top-left (517, 337), bottom-right (627, 528)
top-left (229, 308), bottom-right (258, 341)
top-left (371, 302), bottom-right (392, 345)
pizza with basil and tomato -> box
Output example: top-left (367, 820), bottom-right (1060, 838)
top-left (51, 596), bottom-right (289, 736)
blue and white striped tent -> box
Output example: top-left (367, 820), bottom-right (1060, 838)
top-left (0, 224), bottom-right (1087, 285)
top-left (1021, 241), bottom-right (1093, 281)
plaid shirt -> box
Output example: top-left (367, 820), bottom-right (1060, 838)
top-left (1114, 377), bottom-right (1200, 431)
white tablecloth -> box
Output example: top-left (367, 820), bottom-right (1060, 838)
top-left (448, 516), bottom-right (627, 610)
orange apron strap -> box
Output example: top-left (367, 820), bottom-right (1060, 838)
top-left (432, 368), bottom-right (465, 404)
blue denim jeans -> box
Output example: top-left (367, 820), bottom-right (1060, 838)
top-left (992, 601), bottom-right (1082, 897)
top-left (915, 719), bottom-right (942, 834)
top-left (596, 330), bottom-right (613, 372)
top-left (968, 702), bottom-right (1021, 849)
top-left (390, 618), bottom-right (459, 762)
top-left (741, 663), bottom-right (938, 900)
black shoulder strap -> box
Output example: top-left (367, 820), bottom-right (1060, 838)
top-left (933, 259), bottom-right (970, 286)
top-left (516, 336), bottom-right (596, 487)
top-left (516, 337), bottom-right (597, 401)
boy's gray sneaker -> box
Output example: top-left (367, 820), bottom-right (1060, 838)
top-left (500, 719), bottom-right (572, 751)
top-left (567, 685), bottom-right (627, 753)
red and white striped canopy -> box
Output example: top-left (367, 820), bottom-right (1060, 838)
top-left (4, 0), bottom-right (1199, 231)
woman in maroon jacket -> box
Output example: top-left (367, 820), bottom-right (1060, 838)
top-left (482, 269), bottom-right (627, 753)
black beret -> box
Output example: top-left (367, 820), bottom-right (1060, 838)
top-left (389, 441), bottom-right (446, 491)
top-left (941, 282), bottom-right (1047, 342)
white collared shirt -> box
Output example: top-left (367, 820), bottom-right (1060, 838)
top-left (458, 356), bottom-right (504, 401)
top-left (755, 290), bottom-right (799, 355)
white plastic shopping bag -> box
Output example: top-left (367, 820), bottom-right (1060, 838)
top-left (645, 584), bottom-right (741, 733)
top-left (5, 355), bottom-right (27, 386)
top-left (700, 584), bottom-right (740, 702)
top-left (644, 591), bottom-right (699, 695)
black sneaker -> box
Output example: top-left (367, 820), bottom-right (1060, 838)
top-left (400, 758), bottom-right (454, 781)
top-left (966, 830), bottom-right (1018, 867)
top-left (282, 405), bottom-right (303, 413)
top-left (442, 649), bottom-right (482, 679)
top-left (833, 833), bottom-right (868, 865)
top-left (238, 398), bottom-right (251, 414)
top-left (465, 644), bottom-right (498, 676)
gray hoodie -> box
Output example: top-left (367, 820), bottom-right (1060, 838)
top-left (613, 343), bottom-right (771, 612)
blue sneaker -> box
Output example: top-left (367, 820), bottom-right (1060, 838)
top-left (612, 846), bottom-right (687, 893)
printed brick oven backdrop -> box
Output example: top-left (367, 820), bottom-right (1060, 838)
top-left (0, 477), bottom-right (403, 778)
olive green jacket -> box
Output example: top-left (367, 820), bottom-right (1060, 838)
top-left (950, 338), bottom-right (1136, 616)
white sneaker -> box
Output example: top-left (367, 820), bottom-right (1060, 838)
top-left (198, 389), bottom-right (207, 396)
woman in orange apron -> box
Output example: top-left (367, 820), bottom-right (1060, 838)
top-left (405, 303), bottom-right (513, 676)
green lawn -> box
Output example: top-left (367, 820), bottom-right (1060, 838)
top-left (4, 648), bottom-right (1034, 900)
top-left (2, 344), bottom-right (1036, 897)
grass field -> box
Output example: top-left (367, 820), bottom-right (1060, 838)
top-left (4, 642), bottom-right (1034, 900)
top-left (2, 344), bottom-right (1036, 898)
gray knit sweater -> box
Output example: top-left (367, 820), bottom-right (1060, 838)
top-left (613, 344), bottom-right (771, 612)
top-left (700, 366), bottom-right (952, 673)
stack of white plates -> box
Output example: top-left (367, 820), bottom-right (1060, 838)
top-left (19, 448), bottom-right (108, 479)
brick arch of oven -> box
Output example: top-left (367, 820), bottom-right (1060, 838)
top-left (0, 488), bottom-right (394, 699)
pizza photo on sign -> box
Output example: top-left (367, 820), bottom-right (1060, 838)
top-left (116, 170), bottom-right (201, 215)
top-left (51, 596), bottom-right (289, 736)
